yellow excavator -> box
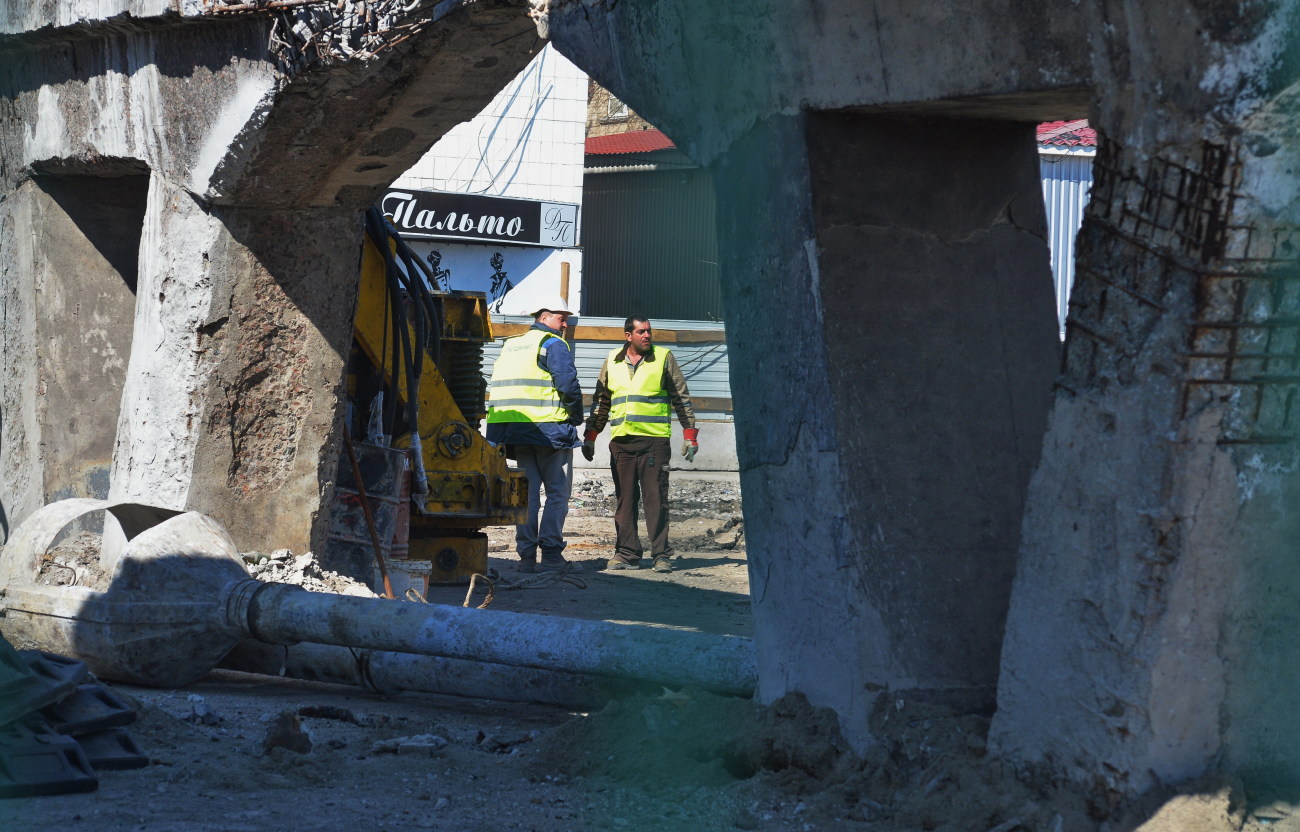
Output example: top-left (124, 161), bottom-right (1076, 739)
top-left (337, 207), bottom-right (526, 587)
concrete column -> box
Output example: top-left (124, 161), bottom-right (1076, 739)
top-left (109, 176), bottom-right (361, 555)
top-left (990, 2), bottom-right (1300, 794)
top-left (0, 184), bottom-right (45, 542)
top-left (713, 113), bottom-right (1058, 749)
top-left (0, 174), bottom-right (143, 542)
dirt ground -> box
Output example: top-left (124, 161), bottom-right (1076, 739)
top-left (2, 474), bottom-right (1293, 831)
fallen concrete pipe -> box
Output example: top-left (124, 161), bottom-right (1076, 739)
top-left (220, 640), bottom-right (649, 710)
top-left (1, 500), bottom-right (757, 696)
top-left (222, 580), bottom-right (756, 695)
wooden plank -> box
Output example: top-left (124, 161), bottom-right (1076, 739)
top-left (673, 329), bottom-right (727, 343)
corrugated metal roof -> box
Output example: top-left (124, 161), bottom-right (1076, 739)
top-left (1037, 120), bottom-right (1097, 147)
top-left (585, 129), bottom-right (676, 155)
top-left (484, 316), bottom-right (733, 419)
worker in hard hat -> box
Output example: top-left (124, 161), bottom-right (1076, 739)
top-left (582, 315), bottom-right (698, 573)
top-left (486, 297), bottom-right (584, 573)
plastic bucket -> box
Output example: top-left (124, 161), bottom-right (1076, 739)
top-left (376, 558), bottom-right (431, 599)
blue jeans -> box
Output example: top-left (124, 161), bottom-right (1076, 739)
top-left (513, 444), bottom-right (573, 562)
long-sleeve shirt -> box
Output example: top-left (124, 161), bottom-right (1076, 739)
top-left (586, 344), bottom-right (696, 435)
top-left (486, 322), bottom-right (584, 449)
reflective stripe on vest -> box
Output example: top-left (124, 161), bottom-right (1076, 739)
top-left (606, 346), bottom-right (673, 438)
top-left (486, 329), bottom-right (569, 423)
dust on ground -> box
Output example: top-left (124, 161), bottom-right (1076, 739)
top-left (6, 476), bottom-right (1294, 831)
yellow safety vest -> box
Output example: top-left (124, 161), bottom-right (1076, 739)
top-left (487, 329), bottom-right (569, 423)
top-left (606, 347), bottom-right (672, 438)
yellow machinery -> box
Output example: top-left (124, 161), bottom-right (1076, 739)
top-left (346, 208), bottom-right (526, 584)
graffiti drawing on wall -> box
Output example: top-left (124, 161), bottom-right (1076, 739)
top-left (425, 250), bottom-right (453, 292)
top-left (488, 252), bottom-right (514, 312)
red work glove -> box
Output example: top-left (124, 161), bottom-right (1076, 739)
top-left (581, 429), bottom-right (598, 462)
top-left (681, 428), bottom-right (699, 463)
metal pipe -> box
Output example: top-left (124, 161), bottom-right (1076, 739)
top-left (2, 500), bottom-right (756, 696)
top-left (220, 640), bottom-right (638, 709)
top-left (225, 581), bottom-right (756, 695)
top-left (584, 164), bottom-right (667, 175)
top-left (341, 422), bottom-right (395, 599)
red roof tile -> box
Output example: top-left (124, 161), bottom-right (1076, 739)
top-left (585, 128), bottom-right (676, 155)
top-left (1037, 119), bottom-right (1097, 147)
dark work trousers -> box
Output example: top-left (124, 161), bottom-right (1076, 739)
top-left (609, 435), bottom-right (673, 563)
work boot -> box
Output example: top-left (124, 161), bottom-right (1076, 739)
top-left (539, 556), bottom-right (569, 572)
top-left (606, 558), bottom-right (640, 570)
top-left (652, 557), bottom-right (673, 573)
top-left (516, 559), bottom-right (538, 574)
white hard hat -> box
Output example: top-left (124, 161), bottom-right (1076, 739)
top-left (530, 296), bottom-right (573, 317)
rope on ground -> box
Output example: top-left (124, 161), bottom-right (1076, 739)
top-left (492, 570), bottom-right (588, 591)
top-left (462, 572), bottom-right (496, 609)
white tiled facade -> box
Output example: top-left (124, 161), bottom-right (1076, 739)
top-left (392, 44), bottom-right (587, 207)
top-left (390, 44), bottom-right (587, 316)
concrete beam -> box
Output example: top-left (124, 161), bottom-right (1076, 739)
top-left (539, 0), bottom-right (1090, 167)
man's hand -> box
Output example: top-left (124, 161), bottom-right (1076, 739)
top-left (681, 428), bottom-right (699, 463)
top-left (581, 429), bottom-right (598, 462)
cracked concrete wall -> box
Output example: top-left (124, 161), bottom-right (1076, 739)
top-left (990, 1), bottom-right (1300, 794)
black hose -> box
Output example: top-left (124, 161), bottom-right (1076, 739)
top-left (365, 207), bottom-right (432, 497)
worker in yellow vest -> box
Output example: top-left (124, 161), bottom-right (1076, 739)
top-left (582, 316), bottom-right (698, 573)
top-left (487, 297), bottom-right (584, 573)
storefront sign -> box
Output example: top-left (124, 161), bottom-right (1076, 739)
top-left (379, 188), bottom-right (579, 248)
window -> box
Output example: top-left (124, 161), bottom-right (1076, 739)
top-left (605, 95), bottom-right (628, 122)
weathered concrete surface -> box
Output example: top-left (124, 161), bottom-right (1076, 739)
top-left (1, 2), bottom-right (540, 552)
top-left (706, 111), bottom-right (1058, 751)
top-left (543, 0), bottom-right (1069, 750)
top-left (185, 206), bottom-right (362, 556)
top-left (0, 183), bottom-right (45, 542)
top-left (103, 179), bottom-right (360, 554)
top-left (0, 172), bottom-right (143, 540)
top-left (808, 114), bottom-right (1058, 697)
top-left (2, 0), bottom-right (1295, 800)
top-left (990, 1), bottom-right (1300, 794)
top-left (0, 1), bottom-right (181, 35)
top-left (541, 0), bottom-right (1090, 167)
top-left (539, 0), bottom-right (1300, 793)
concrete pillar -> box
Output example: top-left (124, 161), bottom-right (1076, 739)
top-left (0, 172), bottom-right (144, 542)
top-left (0, 184), bottom-right (45, 541)
top-left (109, 176), bottom-right (361, 555)
top-left (990, 2), bottom-right (1300, 794)
top-left (713, 113), bottom-right (1059, 749)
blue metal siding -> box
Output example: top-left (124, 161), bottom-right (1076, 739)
top-left (580, 169), bottom-right (723, 321)
top-left (1039, 151), bottom-right (1095, 334)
